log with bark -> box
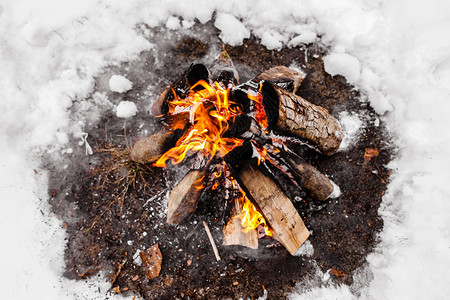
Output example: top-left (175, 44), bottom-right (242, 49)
top-left (130, 129), bottom-right (171, 164)
top-left (260, 82), bottom-right (343, 156)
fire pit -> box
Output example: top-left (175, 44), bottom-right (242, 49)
top-left (131, 51), bottom-right (343, 256)
top-left (50, 36), bottom-right (391, 299)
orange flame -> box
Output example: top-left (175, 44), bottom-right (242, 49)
top-left (154, 80), bottom-right (243, 168)
top-left (155, 77), bottom-right (272, 236)
top-left (247, 91), bottom-right (268, 129)
top-left (238, 190), bottom-right (272, 236)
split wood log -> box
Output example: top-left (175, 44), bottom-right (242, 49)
top-left (223, 198), bottom-right (258, 249)
top-left (255, 66), bottom-right (305, 94)
top-left (261, 82), bottom-right (343, 155)
top-left (130, 129), bottom-right (170, 164)
top-left (167, 169), bottom-right (204, 224)
top-left (236, 163), bottom-right (310, 255)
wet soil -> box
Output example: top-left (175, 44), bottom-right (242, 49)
top-left (46, 24), bottom-right (392, 299)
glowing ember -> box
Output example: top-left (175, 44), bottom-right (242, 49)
top-left (155, 79), bottom-right (272, 236)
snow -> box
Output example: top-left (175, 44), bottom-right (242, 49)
top-left (116, 101), bottom-right (138, 118)
top-left (214, 13), bottom-right (250, 46)
top-left (1, 0), bottom-right (450, 299)
top-left (338, 111), bottom-right (364, 152)
top-left (109, 75), bottom-right (133, 93)
top-left (323, 52), bottom-right (362, 83)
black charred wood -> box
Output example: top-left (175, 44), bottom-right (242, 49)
top-left (152, 64), bottom-right (210, 116)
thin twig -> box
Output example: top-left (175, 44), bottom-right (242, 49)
top-left (202, 221), bottom-right (221, 261)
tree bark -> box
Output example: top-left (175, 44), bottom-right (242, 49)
top-left (284, 155), bottom-right (337, 201)
top-left (236, 164), bottom-right (310, 255)
top-left (272, 84), bottom-right (343, 155)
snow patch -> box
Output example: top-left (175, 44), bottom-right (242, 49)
top-left (116, 101), bottom-right (138, 118)
top-left (109, 75), bottom-right (133, 93)
top-left (338, 111), bottom-right (363, 151)
top-left (214, 13), bottom-right (250, 46)
top-left (293, 240), bottom-right (314, 257)
top-left (323, 52), bottom-right (361, 83)
top-left (328, 180), bottom-right (341, 199)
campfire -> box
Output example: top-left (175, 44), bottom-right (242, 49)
top-left (131, 51), bottom-right (343, 256)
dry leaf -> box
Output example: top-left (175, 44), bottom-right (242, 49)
top-left (331, 267), bottom-right (347, 279)
top-left (113, 286), bottom-right (120, 293)
top-left (140, 243), bottom-right (162, 280)
top-left (364, 148), bottom-right (379, 162)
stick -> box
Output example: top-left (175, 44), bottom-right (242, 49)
top-left (203, 221), bottom-right (221, 261)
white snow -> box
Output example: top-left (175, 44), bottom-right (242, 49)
top-left (323, 52), bottom-right (362, 83)
top-left (116, 101), bottom-right (138, 118)
top-left (338, 111), bottom-right (363, 151)
top-left (109, 75), bottom-right (133, 93)
top-left (214, 13), bottom-right (250, 46)
top-left (1, 0), bottom-right (450, 299)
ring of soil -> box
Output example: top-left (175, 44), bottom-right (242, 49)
top-left (46, 25), bottom-right (392, 299)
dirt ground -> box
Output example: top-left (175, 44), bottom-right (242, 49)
top-left (46, 22), bottom-right (392, 299)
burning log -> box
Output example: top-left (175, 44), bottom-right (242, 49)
top-left (236, 162), bottom-right (310, 255)
top-left (223, 198), bottom-right (259, 249)
top-left (260, 82), bottom-right (343, 155)
top-left (166, 169), bottom-right (204, 224)
top-left (151, 63), bottom-right (210, 117)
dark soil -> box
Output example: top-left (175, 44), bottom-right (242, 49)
top-left (46, 23), bottom-right (392, 299)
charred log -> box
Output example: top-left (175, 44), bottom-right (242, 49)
top-left (151, 63), bottom-right (210, 116)
top-left (211, 49), bottom-right (240, 86)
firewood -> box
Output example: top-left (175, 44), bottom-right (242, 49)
top-left (151, 64), bottom-right (210, 116)
top-left (236, 163), bottom-right (310, 255)
top-left (130, 129), bottom-right (170, 164)
top-left (284, 155), bottom-right (338, 201)
top-left (167, 169), bottom-right (204, 224)
top-left (263, 144), bottom-right (339, 201)
top-left (255, 66), bottom-right (305, 93)
top-left (261, 82), bottom-right (343, 155)
top-left (223, 198), bottom-right (258, 249)
top-left (151, 87), bottom-right (170, 117)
